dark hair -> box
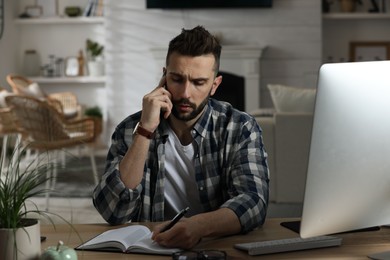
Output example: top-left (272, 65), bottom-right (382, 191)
top-left (166, 26), bottom-right (222, 74)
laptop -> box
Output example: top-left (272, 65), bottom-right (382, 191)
top-left (299, 60), bottom-right (390, 238)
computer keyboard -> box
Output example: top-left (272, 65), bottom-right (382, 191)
top-left (234, 235), bottom-right (342, 255)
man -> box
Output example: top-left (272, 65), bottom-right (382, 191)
top-left (93, 26), bottom-right (269, 249)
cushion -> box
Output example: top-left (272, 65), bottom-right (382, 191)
top-left (19, 82), bottom-right (45, 99)
top-left (267, 84), bottom-right (316, 113)
top-left (0, 90), bottom-right (12, 108)
top-left (250, 108), bottom-right (275, 117)
top-left (63, 108), bottom-right (78, 119)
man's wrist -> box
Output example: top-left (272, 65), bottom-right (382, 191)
top-left (133, 122), bottom-right (155, 139)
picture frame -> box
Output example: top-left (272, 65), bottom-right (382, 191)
top-left (349, 41), bottom-right (390, 62)
top-left (65, 57), bottom-right (79, 77)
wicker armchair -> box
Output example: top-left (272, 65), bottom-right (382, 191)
top-left (0, 87), bottom-right (18, 136)
top-left (0, 87), bottom-right (21, 174)
top-left (5, 95), bottom-right (99, 209)
top-left (6, 74), bottom-right (82, 120)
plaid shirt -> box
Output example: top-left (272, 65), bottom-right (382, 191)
top-left (93, 98), bottom-right (269, 233)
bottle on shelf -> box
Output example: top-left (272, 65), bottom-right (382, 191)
top-left (78, 50), bottom-right (85, 76)
top-left (55, 58), bottom-right (64, 77)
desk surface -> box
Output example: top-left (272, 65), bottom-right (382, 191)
top-left (41, 218), bottom-right (390, 259)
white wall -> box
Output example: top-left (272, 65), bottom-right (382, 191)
top-left (104, 0), bottom-right (322, 139)
top-left (0, 0), bottom-right (18, 90)
top-left (0, 0), bottom-right (322, 145)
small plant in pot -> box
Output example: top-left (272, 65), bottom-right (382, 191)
top-left (86, 39), bottom-right (104, 76)
top-left (84, 105), bottom-right (102, 118)
top-left (84, 106), bottom-right (103, 136)
top-left (0, 146), bottom-right (78, 260)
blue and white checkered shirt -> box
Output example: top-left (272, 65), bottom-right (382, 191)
top-left (93, 98), bottom-right (269, 233)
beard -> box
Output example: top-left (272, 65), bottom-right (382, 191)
top-left (171, 91), bottom-right (211, 122)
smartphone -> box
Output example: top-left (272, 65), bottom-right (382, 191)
top-left (162, 71), bottom-right (167, 89)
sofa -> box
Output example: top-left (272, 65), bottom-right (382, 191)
top-left (254, 112), bottom-right (313, 203)
top-left (251, 84), bottom-right (316, 203)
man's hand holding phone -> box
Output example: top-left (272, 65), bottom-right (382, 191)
top-left (140, 72), bottom-right (172, 133)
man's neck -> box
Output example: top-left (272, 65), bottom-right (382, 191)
top-left (168, 117), bottom-right (195, 146)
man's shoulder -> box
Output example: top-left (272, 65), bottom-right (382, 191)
top-left (209, 98), bottom-right (254, 122)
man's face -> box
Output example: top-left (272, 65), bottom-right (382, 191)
top-left (165, 52), bottom-right (222, 122)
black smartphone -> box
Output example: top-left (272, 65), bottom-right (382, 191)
top-left (162, 71), bottom-right (167, 89)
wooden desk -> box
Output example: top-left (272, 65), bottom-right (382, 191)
top-left (41, 218), bottom-right (390, 259)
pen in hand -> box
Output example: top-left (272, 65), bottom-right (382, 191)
top-left (160, 207), bottom-right (189, 232)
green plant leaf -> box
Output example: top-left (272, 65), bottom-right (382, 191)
top-left (86, 38), bottom-right (104, 58)
top-left (0, 146), bottom-right (54, 229)
top-left (84, 106), bottom-right (103, 118)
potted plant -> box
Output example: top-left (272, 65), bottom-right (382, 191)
top-left (84, 105), bottom-right (102, 118)
top-left (86, 39), bottom-right (105, 76)
top-left (0, 146), bottom-right (77, 260)
top-left (84, 105), bottom-right (103, 136)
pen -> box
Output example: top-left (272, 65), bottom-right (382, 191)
top-left (160, 206), bottom-right (189, 232)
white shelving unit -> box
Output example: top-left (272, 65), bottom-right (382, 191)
top-left (29, 76), bottom-right (106, 84)
top-left (323, 12), bottom-right (390, 19)
top-left (14, 1), bottom-right (108, 144)
top-left (15, 0), bottom-right (105, 77)
top-left (322, 11), bottom-right (390, 63)
top-left (14, 16), bottom-right (105, 79)
top-left (14, 16), bottom-right (106, 92)
top-left (14, 16), bottom-right (104, 24)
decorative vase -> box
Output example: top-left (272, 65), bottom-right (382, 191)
top-left (339, 0), bottom-right (356, 12)
top-left (87, 60), bottom-right (105, 76)
top-left (23, 50), bottom-right (41, 77)
top-left (0, 219), bottom-right (41, 260)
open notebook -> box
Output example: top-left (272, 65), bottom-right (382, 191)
top-left (76, 224), bottom-right (180, 255)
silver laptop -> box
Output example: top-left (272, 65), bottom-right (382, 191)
top-left (300, 60), bottom-right (390, 238)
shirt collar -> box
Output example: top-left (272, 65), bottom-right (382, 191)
top-left (193, 99), bottom-right (213, 138)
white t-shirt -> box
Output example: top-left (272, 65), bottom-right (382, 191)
top-left (164, 127), bottom-right (203, 219)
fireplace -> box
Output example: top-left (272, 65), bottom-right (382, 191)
top-left (213, 71), bottom-right (245, 111)
top-left (151, 45), bottom-right (266, 112)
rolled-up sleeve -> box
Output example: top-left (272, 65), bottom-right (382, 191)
top-left (221, 118), bottom-right (269, 233)
top-left (92, 123), bottom-right (142, 225)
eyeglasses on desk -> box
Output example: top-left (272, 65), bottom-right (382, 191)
top-left (172, 250), bottom-right (226, 260)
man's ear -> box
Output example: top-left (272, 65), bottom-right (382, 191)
top-left (210, 75), bottom-right (223, 96)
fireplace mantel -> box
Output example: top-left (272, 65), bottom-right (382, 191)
top-left (151, 45), bottom-right (266, 112)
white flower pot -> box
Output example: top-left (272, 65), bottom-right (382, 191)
top-left (87, 61), bottom-right (105, 76)
top-left (0, 219), bottom-right (41, 260)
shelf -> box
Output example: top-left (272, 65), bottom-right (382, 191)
top-left (30, 76), bottom-right (106, 84)
top-left (14, 16), bottom-right (104, 25)
top-left (323, 12), bottom-right (390, 19)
